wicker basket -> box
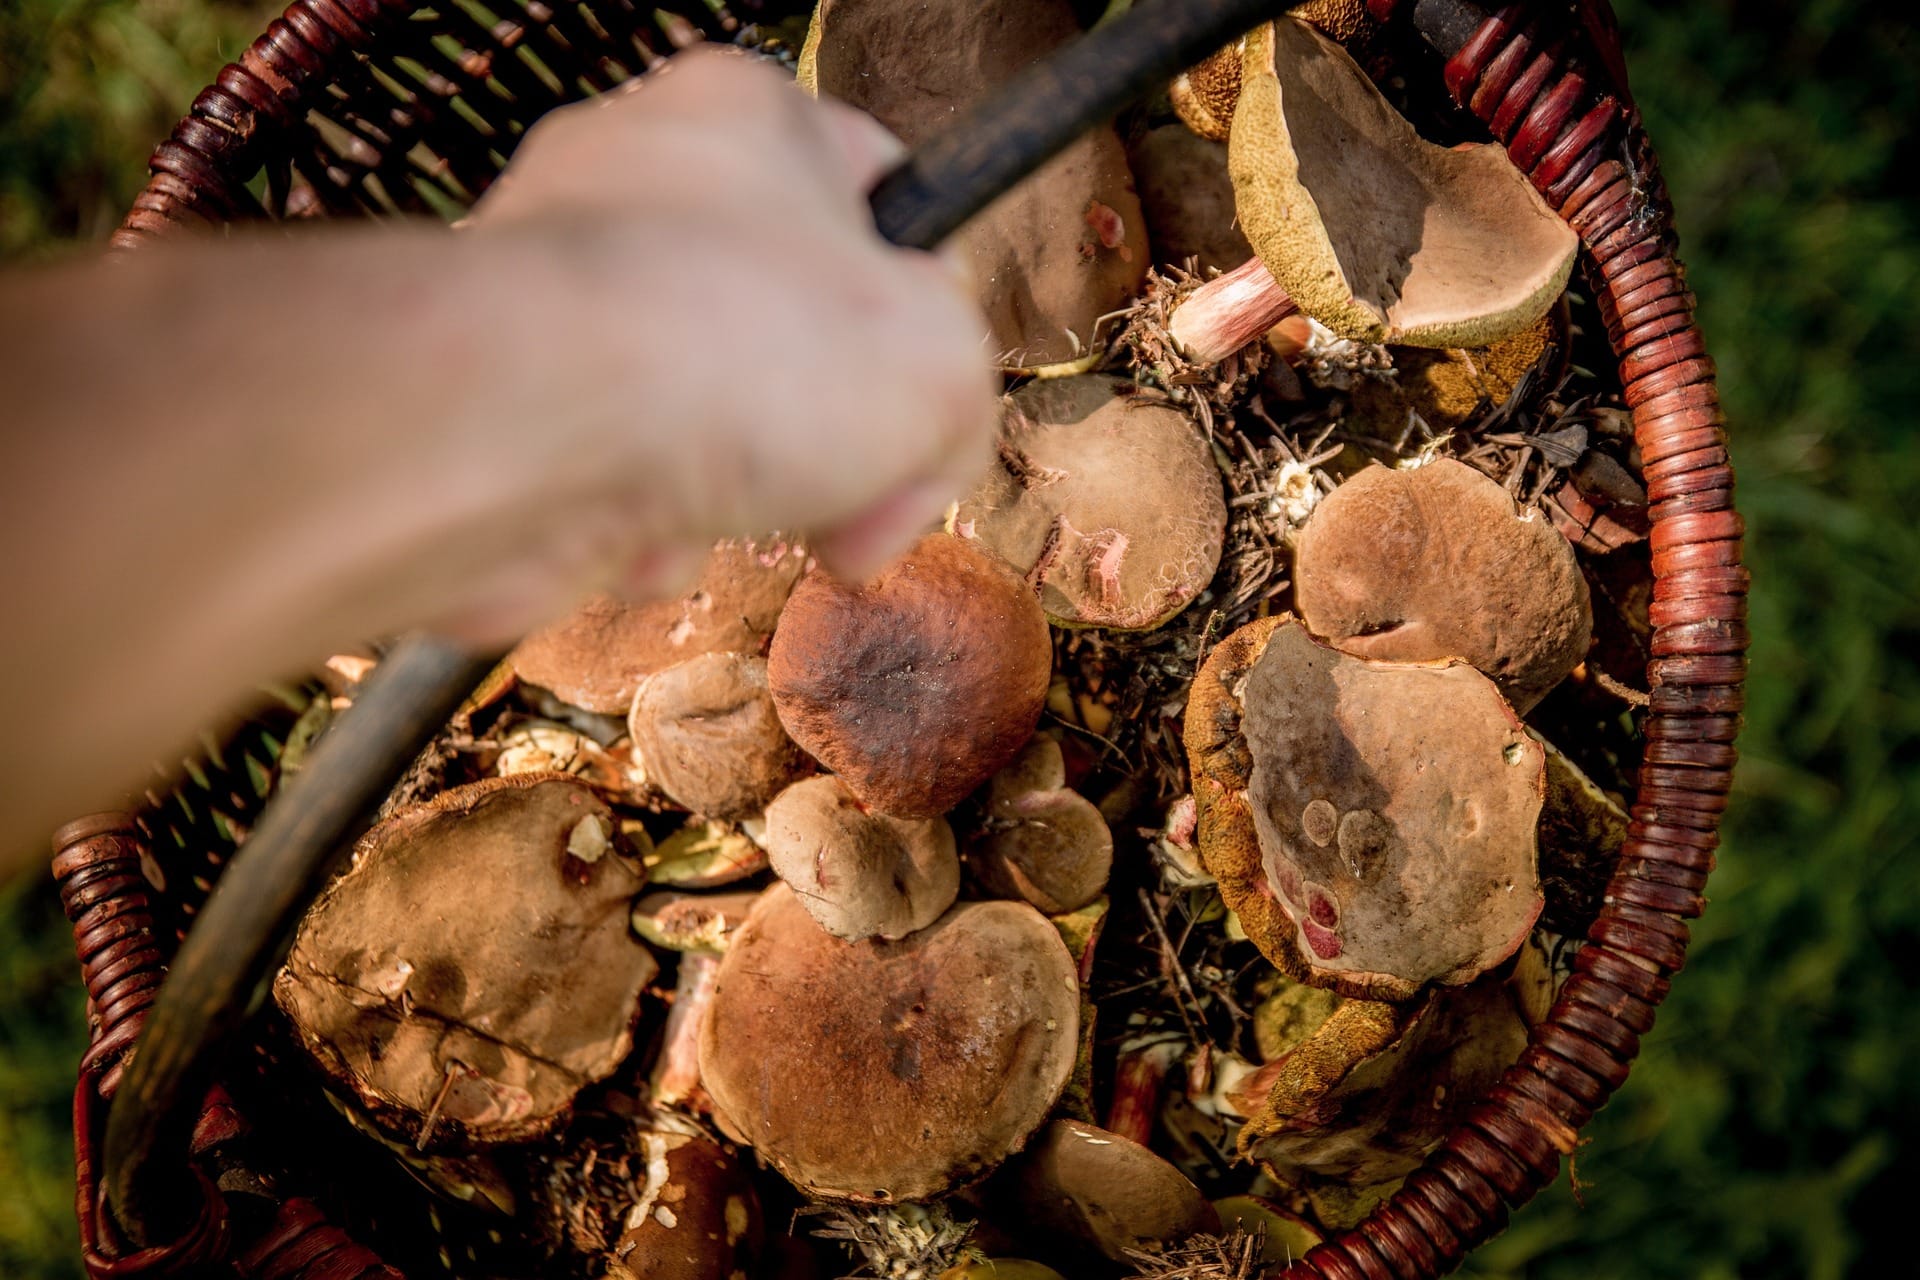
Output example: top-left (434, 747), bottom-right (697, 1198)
top-left (55, 2), bottom-right (1748, 1277)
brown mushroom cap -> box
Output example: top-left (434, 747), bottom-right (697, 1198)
top-left (1126, 125), bottom-right (1253, 274)
top-left (768, 534), bottom-right (1052, 818)
top-left (604, 1131), bottom-right (763, 1280)
top-left (799, 0), bottom-right (1147, 372)
top-left (1235, 950), bottom-right (1549, 1193)
top-left (510, 537), bottom-right (809, 714)
top-left (1212, 1196), bottom-right (1323, 1269)
top-left (1230, 19), bottom-right (1577, 347)
top-left (763, 775), bottom-right (960, 941)
top-left (1293, 459), bottom-right (1594, 712)
top-left (699, 885), bottom-right (1080, 1203)
top-left (275, 775), bottom-right (654, 1145)
top-left (966, 737), bottom-right (1112, 915)
top-left (999, 1120), bottom-right (1220, 1263)
top-left (954, 377), bottom-right (1226, 631)
top-left (628, 651), bottom-right (811, 820)
top-left (1184, 617), bottom-right (1545, 1000)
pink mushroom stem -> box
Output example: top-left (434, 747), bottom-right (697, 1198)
top-left (1167, 256), bottom-right (1300, 365)
top-left (1104, 1038), bottom-right (1183, 1147)
top-left (650, 949), bottom-right (722, 1109)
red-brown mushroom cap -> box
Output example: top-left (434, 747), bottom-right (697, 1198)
top-left (768, 534), bottom-right (1052, 818)
top-left (997, 1120), bottom-right (1220, 1263)
top-left (603, 1131), bottom-right (763, 1280)
top-left (628, 651), bottom-right (811, 820)
top-left (954, 378), bottom-right (1227, 631)
top-left (698, 885), bottom-right (1080, 1203)
top-left (798, 0), bottom-right (1147, 372)
top-left (1184, 618), bottom-right (1545, 1000)
top-left (510, 537), bottom-right (809, 714)
top-left (274, 775), bottom-right (654, 1145)
top-left (966, 737), bottom-right (1112, 916)
top-left (763, 775), bottom-right (960, 941)
top-left (1293, 459), bottom-right (1593, 712)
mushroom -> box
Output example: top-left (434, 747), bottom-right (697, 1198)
top-left (644, 818), bottom-right (770, 889)
top-left (602, 1130), bottom-right (763, 1280)
top-left (1169, 18), bottom-right (1577, 361)
top-left (1536, 737), bottom-right (1630, 937)
top-left (965, 736), bottom-right (1112, 915)
top-left (510, 536), bottom-right (809, 715)
top-left (953, 378), bottom-right (1227, 631)
top-left (938, 1263), bottom-right (1065, 1280)
top-left (1348, 299), bottom-right (1571, 435)
top-left (1292, 459), bottom-right (1593, 712)
top-left (630, 890), bottom-right (760, 953)
top-left (1183, 617), bottom-right (1545, 1000)
top-left (1230, 947), bottom-right (1554, 1205)
top-left (699, 884), bottom-right (1080, 1203)
top-left (1211, 1196), bottom-right (1323, 1269)
top-left (996, 1120), bottom-right (1220, 1264)
top-left (1125, 125), bottom-right (1252, 274)
top-left (799, 0), bottom-right (1147, 372)
top-left (763, 775), bottom-right (960, 942)
top-left (275, 775), bottom-right (654, 1145)
top-left (628, 651), bottom-right (811, 820)
top-left (768, 534), bottom-right (1052, 819)
top-left (492, 719), bottom-right (642, 798)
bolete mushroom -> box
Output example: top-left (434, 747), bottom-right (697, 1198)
top-left (768, 534), bottom-right (1052, 818)
top-left (628, 651), bottom-right (811, 820)
top-left (763, 775), bottom-right (960, 941)
top-left (1183, 617), bottom-right (1545, 1000)
top-left (1212, 1196), bottom-right (1323, 1269)
top-left (644, 818), bottom-right (770, 889)
top-left (1126, 125), bottom-right (1252, 274)
top-left (996, 1120), bottom-right (1220, 1264)
top-left (965, 736), bottom-right (1112, 915)
top-left (602, 1130), bottom-right (763, 1280)
top-left (1230, 947), bottom-right (1553, 1202)
top-left (1348, 299), bottom-right (1571, 435)
top-left (275, 775), bottom-right (654, 1145)
top-left (799, 0), bottom-right (1147, 372)
top-left (1292, 458), bottom-right (1593, 712)
top-left (699, 885), bottom-right (1080, 1203)
top-left (1170, 18), bottom-right (1577, 361)
top-left (953, 377), bottom-right (1226, 631)
top-left (510, 536), bottom-right (809, 715)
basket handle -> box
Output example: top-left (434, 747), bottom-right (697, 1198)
top-left (99, 0), bottom-right (1325, 1249)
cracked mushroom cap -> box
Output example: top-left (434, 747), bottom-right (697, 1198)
top-left (999, 1120), bottom-right (1220, 1264)
top-left (1183, 617), bottom-right (1545, 1001)
top-left (954, 377), bottom-right (1226, 631)
top-left (274, 775), bottom-right (654, 1146)
top-left (699, 884), bottom-right (1080, 1203)
top-left (965, 737), bottom-right (1112, 916)
top-left (1293, 459), bottom-right (1593, 712)
top-left (799, 0), bottom-right (1147, 372)
top-left (628, 651), bottom-right (811, 820)
top-left (1228, 19), bottom-right (1577, 347)
top-left (768, 534), bottom-right (1052, 819)
top-left (509, 537), bottom-right (809, 715)
top-left (763, 775), bottom-right (960, 941)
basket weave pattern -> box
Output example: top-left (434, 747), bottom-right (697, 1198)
top-left (58, 3), bottom-right (1747, 1277)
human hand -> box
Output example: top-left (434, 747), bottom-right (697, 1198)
top-left (447, 48), bottom-right (997, 641)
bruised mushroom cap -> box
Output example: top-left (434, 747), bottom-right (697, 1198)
top-left (1000, 1120), bottom-right (1220, 1263)
top-left (510, 537), bottom-right (809, 714)
top-left (768, 534), bottom-right (1052, 819)
top-left (966, 737), bottom-right (1112, 915)
top-left (629, 651), bottom-right (810, 820)
top-left (954, 377), bottom-right (1226, 631)
top-left (1293, 459), bottom-right (1593, 712)
top-left (603, 1131), bottom-right (763, 1280)
top-left (1184, 618), bottom-right (1544, 1001)
top-left (275, 775), bottom-right (654, 1145)
top-left (763, 775), bottom-right (960, 941)
top-left (1229, 19), bottom-right (1577, 347)
top-left (799, 0), bottom-right (1147, 372)
top-left (699, 884), bottom-right (1080, 1203)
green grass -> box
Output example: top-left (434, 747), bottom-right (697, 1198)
top-left (2, 1), bottom-right (1914, 1276)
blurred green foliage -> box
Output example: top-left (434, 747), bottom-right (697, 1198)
top-left (1, 0), bottom-right (1914, 1277)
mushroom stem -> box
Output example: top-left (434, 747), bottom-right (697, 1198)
top-left (1104, 1038), bottom-right (1182, 1147)
top-left (650, 950), bottom-right (721, 1110)
top-left (1167, 257), bottom-right (1299, 364)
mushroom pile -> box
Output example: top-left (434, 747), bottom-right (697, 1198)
top-left (265, 9), bottom-right (1655, 1277)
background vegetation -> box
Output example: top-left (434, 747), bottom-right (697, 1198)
top-left (3, 0), bottom-right (1914, 1275)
